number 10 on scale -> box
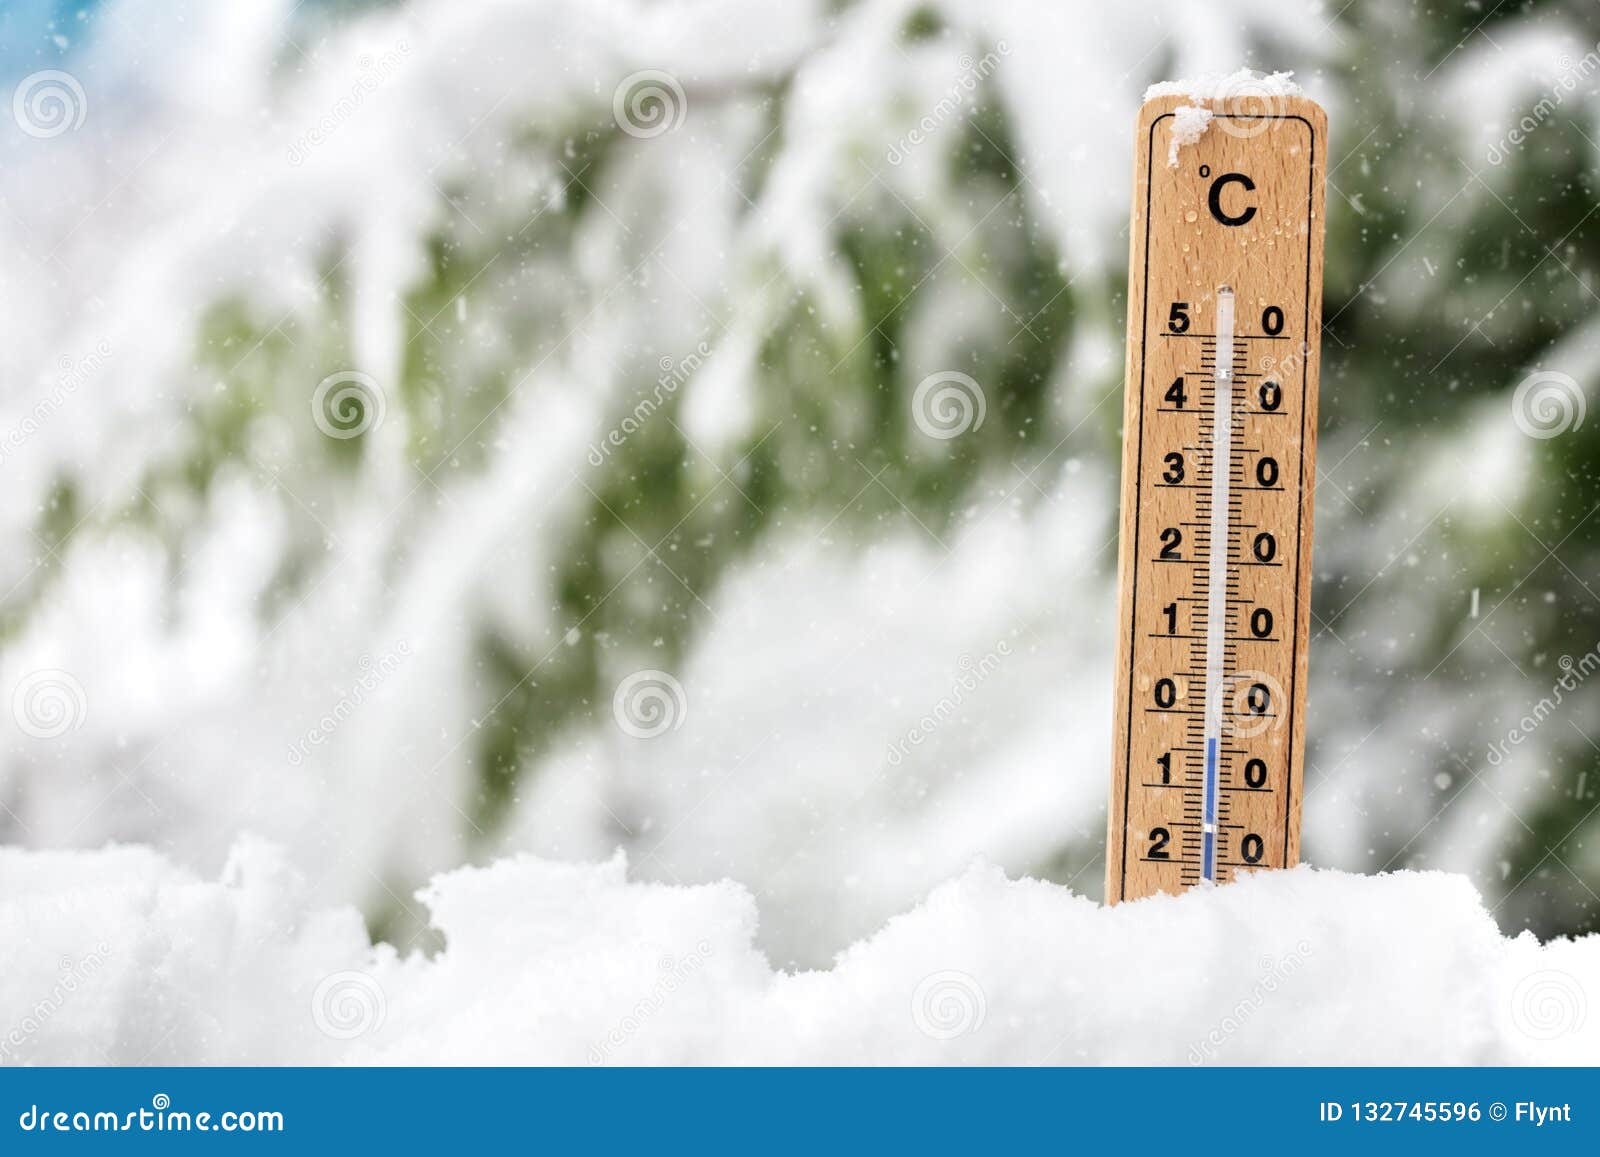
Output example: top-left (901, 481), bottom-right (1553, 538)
top-left (1106, 92), bottom-right (1328, 903)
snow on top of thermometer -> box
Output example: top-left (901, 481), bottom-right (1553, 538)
top-left (1149, 70), bottom-right (1303, 166)
top-left (1144, 68), bottom-right (1304, 103)
top-left (1166, 105), bottom-right (1214, 167)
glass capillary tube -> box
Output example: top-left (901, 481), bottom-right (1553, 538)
top-left (1202, 287), bottom-right (1235, 883)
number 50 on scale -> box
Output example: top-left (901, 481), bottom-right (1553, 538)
top-left (1107, 91), bottom-right (1329, 903)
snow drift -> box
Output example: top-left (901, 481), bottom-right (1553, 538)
top-left (1, 841), bottom-right (1594, 1065)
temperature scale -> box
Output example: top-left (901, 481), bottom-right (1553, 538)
top-left (1106, 91), bottom-right (1328, 903)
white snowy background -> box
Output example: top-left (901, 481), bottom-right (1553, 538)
top-left (0, 0), bottom-right (1598, 1063)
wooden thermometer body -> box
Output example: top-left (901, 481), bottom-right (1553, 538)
top-left (1107, 94), bottom-right (1328, 904)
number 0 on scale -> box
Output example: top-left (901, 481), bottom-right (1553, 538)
top-left (1106, 92), bottom-right (1328, 903)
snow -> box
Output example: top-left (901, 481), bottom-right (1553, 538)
top-left (1, 839), bottom-right (1595, 1065)
top-left (1167, 105), bottom-right (1214, 167)
top-left (1144, 68), bottom-right (1304, 103)
top-left (499, 491), bottom-right (1117, 967)
top-left (1147, 69), bottom-right (1307, 166)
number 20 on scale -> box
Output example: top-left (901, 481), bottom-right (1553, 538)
top-left (1106, 91), bottom-right (1328, 903)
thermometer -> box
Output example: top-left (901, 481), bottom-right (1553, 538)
top-left (1106, 90), bottom-right (1328, 903)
